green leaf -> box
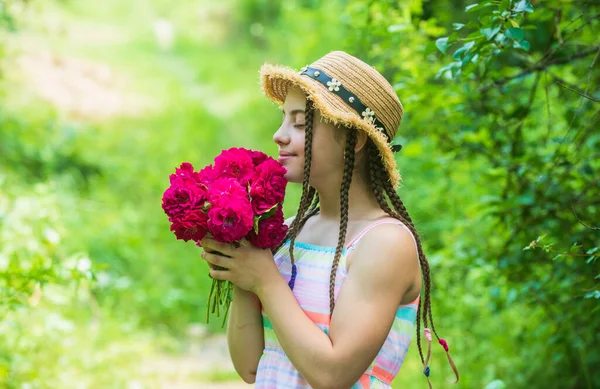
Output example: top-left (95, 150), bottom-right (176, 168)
top-left (505, 27), bottom-right (524, 41)
top-left (453, 41), bottom-right (475, 60)
top-left (253, 216), bottom-right (260, 235)
top-left (499, 0), bottom-right (511, 11)
top-left (517, 194), bottom-right (534, 205)
top-left (586, 247), bottom-right (599, 255)
top-left (514, 0), bottom-right (534, 13)
top-left (388, 24), bottom-right (409, 33)
top-left (484, 379), bottom-right (507, 389)
top-left (584, 291), bottom-right (600, 299)
top-left (466, 2), bottom-right (494, 12)
top-left (434, 61), bottom-right (461, 79)
top-left (517, 40), bottom-right (531, 51)
top-left (465, 3), bottom-right (479, 12)
top-left (461, 52), bottom-right (476, 66)
top-left (435, 37), bottom-right (450, 53)
top-left (480, 26), bottom-right (501, 40)
top-left (509, 19), bottom-right (520, 28)
top-left (258, 203), bottom-right (279, 220)
top-left (453, 23), bottom-right (465, 30)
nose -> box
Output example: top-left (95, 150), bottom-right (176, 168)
top-left (273, 123), bottom-right (291, 146)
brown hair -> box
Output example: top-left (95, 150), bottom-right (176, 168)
top-left (273, 99), bottom-right (459, 382)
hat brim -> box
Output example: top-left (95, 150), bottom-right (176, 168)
top-left (260, 63), bottom-right (401, 189)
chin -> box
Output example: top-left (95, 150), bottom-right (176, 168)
top-left (284, 172), bottom-right (303, 184)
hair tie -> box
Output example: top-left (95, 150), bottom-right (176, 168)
top-left (288, 264), bottom-right (298, 289)
top-left (439, 338), bottom-right (449, 352)
top-left (439, 338), bottom-right (459, 383)
top-left (423, 366), bottom-right (431, 377)
top-left (424, 328), bottom-right (432, 342)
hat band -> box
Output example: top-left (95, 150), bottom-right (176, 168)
top-left (300, 66), bottom-right (390, 141)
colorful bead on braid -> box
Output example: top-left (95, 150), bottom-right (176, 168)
top-left (439, 339), bottom-right (449, 352)
top-left (424, 328), bottom-right (432, 342)
top-left (423, 328), bottom-right (433, 369)
top-left (423, 366), bottom-right (431, 377)
top-left (288, 264), bottom-right (298, 289)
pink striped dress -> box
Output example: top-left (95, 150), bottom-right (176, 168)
top-left (255, 218), bottom-right (420, 388)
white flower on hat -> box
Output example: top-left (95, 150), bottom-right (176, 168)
top-left (327, 78), bottom-right (341, 92)
top-left (362, 107), bottom-right (375, 124)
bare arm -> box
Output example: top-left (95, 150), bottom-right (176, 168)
top-left (254, 223), bottom-right (420, 389)
top-left (224, 216), bottom-right (296, 383)
top-left (226, 286), bottom-right (264, 383)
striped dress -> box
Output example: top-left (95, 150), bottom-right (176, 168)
top-left (255, 218), bottom-right (420, 388)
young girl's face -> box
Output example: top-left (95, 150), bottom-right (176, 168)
top-left (273, 86), bottom-right (346, 186)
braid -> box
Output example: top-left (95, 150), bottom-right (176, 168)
top-left (416, 293), bottom-right (424, 364)
top-left (366, 142), bottom-right (427, 365)
top-left (329, 130), bottom-right (357, 314)
top-left (368, 143), bottom-right (433, 332)
top-left (286, 100), bottom-right (316, 266)
top-left (365, 142), bottom-right (433, 360)
top-left (367, 142), bottom-right (458, 382)
top-left (380, 171), bottom-right (437, 338)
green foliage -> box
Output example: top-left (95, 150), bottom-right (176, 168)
top-left (337, 0), bottom-right (599, 387)
top-left (0, 0), bottom-right (598, 387)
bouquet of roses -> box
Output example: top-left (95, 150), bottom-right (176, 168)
top-left (161, 147), bottom-right (288, 325)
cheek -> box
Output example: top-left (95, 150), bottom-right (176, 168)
top-left (310, 132), bottom-right (345, 172)
top-left (282, 154), bottom-right (305, 184)
top-left (310, 148), bottom-right (343, 178)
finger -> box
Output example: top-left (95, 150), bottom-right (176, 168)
top-left (202, 251), bottom-right (234, 269)
top-left (200, 238), bottom-right (234, 256)
top-left (209, 268), bottom-right (231, 281)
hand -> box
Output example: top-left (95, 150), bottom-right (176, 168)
top-left (199, 237), bottom-right (281, 294)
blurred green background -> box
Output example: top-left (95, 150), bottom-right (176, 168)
top-left (0, 0), bottom-right (598, 388)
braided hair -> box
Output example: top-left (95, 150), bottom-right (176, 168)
top-left (272, 99), bottom-right (459, 383)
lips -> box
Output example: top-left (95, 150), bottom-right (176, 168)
top-left (278, 152), bottom-right (296, 163)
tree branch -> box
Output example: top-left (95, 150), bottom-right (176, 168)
top-left (480, 47), bottom-right (600, 92)
top-left (552, 74), bottom-right (600, 102)
top-left (571, 205), bottom-right (600, 230)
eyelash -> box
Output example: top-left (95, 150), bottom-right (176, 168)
top-left (281, 114), bottom-right (305, 128)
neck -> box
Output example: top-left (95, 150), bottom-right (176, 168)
top-left (313, 171), bottom-right (381, 221)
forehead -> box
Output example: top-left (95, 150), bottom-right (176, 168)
top-left (282, 86), bottom-right (307, 111)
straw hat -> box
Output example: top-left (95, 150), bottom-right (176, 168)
top-left (260, 50), bottom-right (404, 189)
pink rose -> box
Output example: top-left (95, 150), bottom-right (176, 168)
top-left (169, 162), bottom-right (204, 188)
top-left (249, 159), bottom-right (287, 214)
top-left (248, 206), bottom-right (288, 249)
top-left (207, 197), bottom-right (254, 243)
top-left (213, 148), bottom-right (255, 186)
top-left (170, 209), bottom-right (209, 242)
top-left (207, 178), bottom-right (249, 205)
top-left (198, 165), bottom-right (216, 185)
top-left (162, 183), bottom-right (207, 218)
top-left (250, 150), bottom-right (269, 166)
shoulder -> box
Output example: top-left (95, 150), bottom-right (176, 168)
top-left (348, 222), bottom-right (419, 293)
top-left (354, 221), bottom-right (417, 262)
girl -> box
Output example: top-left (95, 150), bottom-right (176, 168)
top-left (200, 51), bottom-right (459, 388)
